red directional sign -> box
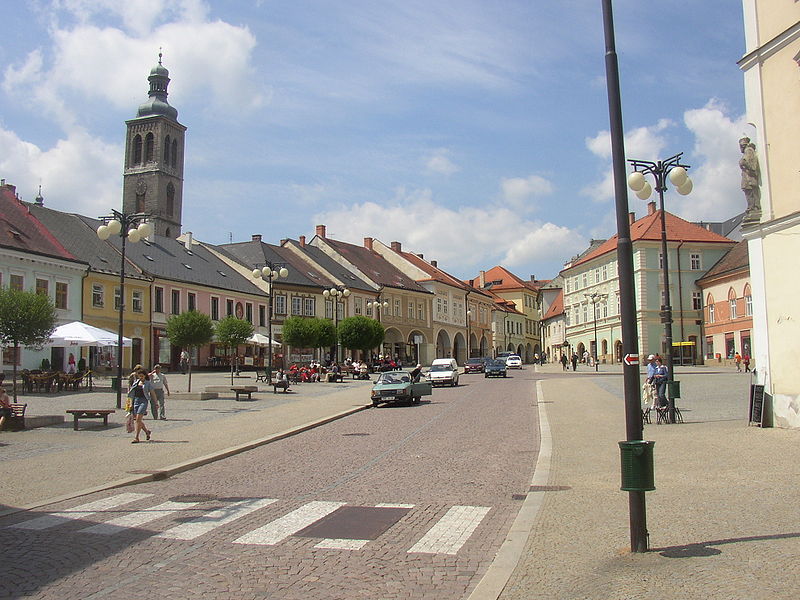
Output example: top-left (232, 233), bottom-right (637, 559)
top-left (623, 353), bottom-right (639, 366)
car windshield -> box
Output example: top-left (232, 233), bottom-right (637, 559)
top-left (466, 358), bottom-right (483, 365)
top-left (430, 364), bottom-right (453, 372)
top-left (507, 356), bottom-right (520, 361)
top-left (488, 360), bottom-right (505, 367)
top-left (379, 373), bottom-right (411, 384)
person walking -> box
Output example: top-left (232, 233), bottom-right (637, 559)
top-left (743, 354), bottom-right (751, 373)
top-left (148, 364), bottom-right (170, 420)
top-left (571, 353), bottom-right (578, 372)
top-left (653, 357), bottom-right (669, 408)
top-left (128, 369), bottom-right (153, 443)
top-left (734, 352), bottom-right (742, 372)
top-left (179, 350), bottom-right (189, 375)
top-left (560, 353), bottom-right (568, 371)
top-left (645, 354), bottom-right (658, 409)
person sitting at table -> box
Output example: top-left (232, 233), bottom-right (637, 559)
top-left (0, 385), bottom-right (13, 431)
top-left (274, 368), bottom-right (290, 392)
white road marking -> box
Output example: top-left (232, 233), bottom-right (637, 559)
top-left (9, 493), bottom-right (152, 531)
top-left (232, 500), bottom-right (345, 546)
top-left (314, 538), bottom-right (369, 550)
top-left (375, 503), bottom-right (415, 509)
top-left (156, 498), bottom-right (277, 541)
top-left (407, 505), bottom-right (491, 555)
top-left (81, 500), bottom-right (201, 535)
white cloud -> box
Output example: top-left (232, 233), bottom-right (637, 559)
top-left (425, 149), bottom-right (459, 176)
top-left (0, 125), bottom-right (121, 216)
top-left (312, 187), bottom-right (585, 278)
top-left (500, 175), bottom-right (553, 210)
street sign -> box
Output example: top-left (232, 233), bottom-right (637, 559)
top-left (623, 353), bottom-right (639, 366)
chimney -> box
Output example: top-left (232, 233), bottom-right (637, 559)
top-left (299, 235), bottom-right (306, 247)
top-left (391, 241), bottom-right (402, 252)
top-left (252, 234), bottom-right (262, 242)
top-left (530, 275), bottom-right (536, 282)
top-left (184, 231), bottom-right (193, 250)
top-left (647, 201), bottom-right (656, 215)
top-left (363, 237), bottom-right (373, 250)
top-left (416, 253), bottom-right (423, 259)
top-left (628, 212), bottom-right (635, 225)
top-left (280, 238), bottom-right (288, 246)
top-left (479, 270), bottom-right (485, 287)
top-left (431, 260), bottom-right (438, 267)
top-left (316, 224), bottom-right (326, 238)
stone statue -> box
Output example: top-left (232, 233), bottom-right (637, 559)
top-left (739, 137), bottom-right (762, 223)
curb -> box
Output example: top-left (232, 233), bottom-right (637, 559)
top-left (0, 403), bottom-right (371, 519)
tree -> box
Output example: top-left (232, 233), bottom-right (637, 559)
top-left (0, 287), bottom-right (57, 401)
top-left (281, 316), bottom-right (316, 349)
top-left (166, 310), bottom-right (214, 392)
top-left (214, 316), bottom-right (254, 385)
top-left (338, 316), bottom-right (385, 358)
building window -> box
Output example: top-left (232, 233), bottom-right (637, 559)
top-left (729, 298), bottom-right (737, 319)
top-left (164, 135), bottom-right (171, 166)
top-left (145, 132), bottom-right (154, 162)
top-left (132, 290), bottom-right (143, 313)
top-left (114, 287), bottom-right (122, 311)
top-left (595, 269), bottom-right (600, 284)
top-left (602, 264), bottom-right (608, 280)
top-left (394, 299), bottom-right (401, 317)
top-left (745, 294), bottom-right (753, 317)
top-left (154, 286), bottom-right (164, 312)
top-left (408, 302), bottom-right (414, 319)
top-left (582, 303), bottom-right (588, 323)
top-left (166, 182), bottom-right (175, 216)
top-left (258, 305), bottom-right (265, 327)
top-left (10, 274), bottom-right (23, 291)
top-left (582, 273), bottom-right (588, 287)
top-left (705, 336), bottom-right (714, 359)
top-left (692, 292), bottom-right (703, 310)
top-left (336, 302), bottom-right (344, 320)
top-left (36, 278), bottom-right (48, 296)
top-left (291, 296), bottom-right (302, 316)
top-left (211, 297), bottom-right (220, 320)
top-left (566, 279), bottom-right (571, 293)
top-left (92, 283), bottom-right (104, 308)
top-left (274, 295), bottom-right (287, 315)
top-left (303, 297), bottom-right (315, 317)
top-left (172, 290), bottom-right (181, 315)
top-left (226, 299), bottom-right (234, 317)
top-left (418, 302), bottom-right (425, 320)
top-left (355, 297), bottom-right (362, 315)
top-left (132, 134), bottom-right (142, 164)
top-left (188, 292), bottom-right (196, 312)
top-left (325, 299), bottom-right (333, 319)
top-left (690, 253), bottom-right (701, 270)
top-left (55, 281), bottom-right (68, 309)
top-left (709, 304), bottom-right (715, 324)
top-left (436, 297), bottom-right (442, 317)
top-left (171, 139), bottom-right (178, 167)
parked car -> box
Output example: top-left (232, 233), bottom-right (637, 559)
top-left (464, 357), bottom-right (486, 373)
top-left (505, 355), bottom-right (523, 369)
top-left (370, 371), bottom-right (432, 406)
top-left (426, 358), bottom-right (460, 387)
top-left (484, 359), bottom-right (508, 378)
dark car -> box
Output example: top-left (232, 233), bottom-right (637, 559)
top-left (464, 357), bottom-right (486, 373)
top-left (484, 359), bottom-right (507, 378)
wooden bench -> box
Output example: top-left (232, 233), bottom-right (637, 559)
top-left (254, 369), bottom-right (269, 383)
top-left (272, 378), bottom-right (290, 394)
top-left (231, 386), bottom-right (258, 401)
top-left (66, 409), bottom-right (115, 431)
top-left (2, 403), bottom-right (27, 431)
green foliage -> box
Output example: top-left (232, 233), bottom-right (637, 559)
top-left (0, 287), bottom-right (58, 349)
top-left (214, 316), bottom-right (254, 349)
top-left (281, 316), bottom-right (316, 348)
top-left (166, 310), bottom-right (215, 349)
top-left (338, 316), bottom-right (385, 353)
top-left (311, 318), bottom-right (337, 348)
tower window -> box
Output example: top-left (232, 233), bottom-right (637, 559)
top-left (171, 139), bottom-right (178, 167)
top-left (166, 182), bottom-right (175, 216)
top-left (132, 135), bottom-right (143, 165)
top-left (145, 133), bottom-right (154, 162)
top-left (164, 135), bottom-right (171, 166)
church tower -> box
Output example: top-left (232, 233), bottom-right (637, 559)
top-left (122, 54), bottom-right (186, 238)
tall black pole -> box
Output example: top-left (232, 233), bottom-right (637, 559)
top-left (656, 181), bottom-right (676, 423)
top-left (267, 277), bottom-right (273, 380)
top-left (601, 0), bottom-right (648, 553)
top-left (116, 232), bottom-right (126, 410)
top-left (593, 299), bottom-right (599, 372)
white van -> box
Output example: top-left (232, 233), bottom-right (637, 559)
top-left (426, 358), bottom-right (460, 387)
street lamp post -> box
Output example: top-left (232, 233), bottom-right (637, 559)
top-left (323, 286), bottom-right (350, 364)
top-left (367, 296), bottom-right (389, 361)
top-left (585, 293), bottom-right (608, 372)
top-left (252, 262), bottom-right (289, 380)
top-left (466, 307), bottom-right (472, 361)
top-left (628, 152), bottom-right (692, 425)
top-left (96, 210), bottom-right (152, 409)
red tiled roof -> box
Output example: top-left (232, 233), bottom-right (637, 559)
top-left (565, 209), bottom-right (735, 271)
top-left (542, 290), bottom-right (564, 320)
top-left (0, 185), bottom-right (77, 260)
top-left (696, 240), bottom-right (750, 284)
top-left (473, 265), bottom-right (542, 292)
top-left (323, 238), bottom-right (430, 293)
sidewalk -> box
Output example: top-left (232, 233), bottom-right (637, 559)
top-left (491, 365), bottom-right (800, 600)
top-left (0, 370), bottom-right (372, 512)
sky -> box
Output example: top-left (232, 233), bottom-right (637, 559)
top-left (1, 0), bottom-right (750, 281)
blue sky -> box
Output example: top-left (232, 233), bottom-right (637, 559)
top-left (1, 0), bottom-right (749, 280)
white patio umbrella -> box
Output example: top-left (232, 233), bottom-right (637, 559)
top-left (47, 321), bottom-right (132, 347)
top-left (247, 333), bottom-right (280, 346)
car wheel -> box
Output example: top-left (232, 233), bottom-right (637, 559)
top-left (503, 373), bottom-right (507, 377)
top-left (412, 395), bottom-right (420, 404)
top-left (372, 399), bottom-right (379, 407)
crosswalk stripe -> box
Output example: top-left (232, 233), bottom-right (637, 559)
top-left (232, 500), bottom-right (345, 546)
top-left (156, 498), bottom-right (277, 541)
top-left (407, 505), bottom-right (491, 555)
top-left (81, 501), bottom-right (201, 535)
top-left (314, 538), bottom-right (369, 550)
top-left (9, 493), bottom-right (152, 531)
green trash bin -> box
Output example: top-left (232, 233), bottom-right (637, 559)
top-left (619, 440), bottom-right (655, 492)
top-left (667, 380), bottom-right (681, 399)
top-left (111, 377), bottom-right (121, 392)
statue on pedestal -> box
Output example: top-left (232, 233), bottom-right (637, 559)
top-left (739, 137), bottom-right (762, 224)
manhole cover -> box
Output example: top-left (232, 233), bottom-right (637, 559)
top-left (295, 506), bottom-right (410, 540)
top-left (169, 494), bottom-right (217, 503)
top-left (342, 433), bottom-right (370, 437)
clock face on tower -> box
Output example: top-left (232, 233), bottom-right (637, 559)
top-left (136, 179), bottom-right (147, 195)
